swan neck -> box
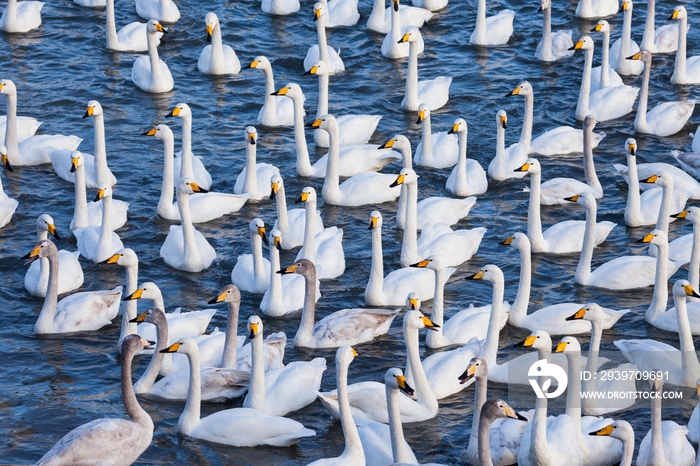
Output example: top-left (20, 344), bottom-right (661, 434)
top-left (93, 114), bottom-right (109, 186)
top-left (295, 269), bottom-right (317, 346)
top-left (583, 320), bottom-right (603, 394)
top-left (583, 127), bottom-right (601, 191)
top-left (404, 42), bottom-right (419, 110)
top-left (337, 360), bottom-right (363, 460)
top-left (180, 348), bottom-right (202, 435)
top-left (474, 0), bottom-right (486, 40)
top-left (649, 389), bottom-right (666, 464)
top-left (221, 300), bottom-right (240, 368)
top-left (390, 1), bottom-right (401, 42)
top-left (619, 8), bottom-right (633, 69)
top-left (655, 180), bottom-right (673, 234)
top-left (470, 373), bottom-right (488, 447)
top-left (647, 238), bottom-right (669, 321)
top-left (494, 120), bottom-right (506, 176)
top-left (252, 233), bottom-right (266, 284)
top-left (321, 121), bottom-right (341, 202)
top-left (387, 385), bottom-right (411, 463)
top-left (404, 320), bottom-right (438, 412)
top-left (35, 249), bottom-right (59, 334)
top-left (576, 47), bottom-right (593, 120)
top-left (477, 407), bottom-right (495, 466)
top-left (300, 197), bottom-right (317, 263)
top-left (510, 241), bottom-right (532, 323)
top-left (274, 185), bottom-right (290, 238)
top-left (641, 0), bottom-right (656, 51)
top-left (317, 74), bottom-right (329, 118)
top-left (262, 67), bottom-right (276, 111)
top-left (118, 263), bottom-right (139, 350)
top-left (527, 170), bottom-right (546, 247)
top-left (3, 89), bottom-right (17, 159)
top-left (291, 96), bottom-right (313, 176)
top-left (73, 163), bottom-right (89, 230)
top-left (316, 16), bottom-right (330, 63)
top-left (210, 26), bottom-right (225, 71)
top-left (175, 188), bottom-right (200, 269)
top-left (420, 113), bottom-right (434, 165)
top-left (134, 314), bottom-right (168, 393)
top-left (453, 129), bottom-right (469, 195)
top-left (564, 351), bottom-right (582, 432)
top-left (122, 346), bottom-right (152, 429)
top-left (479, 275), bottom-right (505, 367)
top-left (540, 8), bottom-right (552, 59)
top-left (97, 195), bottom-right (114, 257)
top-left (626, 154), bottom-right (641, 221)
top-left (158, 132), bottom-right (175, 216)
top-left (636, 58), bottom-right (651, 129)
top-left (267, 237), bottom-right (284, 312)
top-left (243, 141), bottom-right (258, 194)
top-left (147, 31), bottom-right (163, 84)
top-left (247, 332), bottom-right (266, 411)
top-left (690, 221), bottom-right (700, 291)
top-left (521, 93), bottom-right (533, 146)
top-left (601, 31), bottom-right (611, 87)
top-left (675, 17), bottom-right (688, 81)
top-left (366, 222), bottom-right (384, 301)
top-left (400, 179), bottom-right (418, 267)
top-left (575, 197), bottom-right (597, 284)
top-left (180, 114), bottom-right (195, 180)
top-left (105, 0), bottom-right (120, 49)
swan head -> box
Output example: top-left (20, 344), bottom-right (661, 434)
top-left (99, 248), bottom-right (138, 267)
top-left (497, 110), bottom-right (507, 129)
top-left (583, 114), bottom-right (598, 131)
top-left (160, 338), bottom-right (197, 355)
top-left (514, 158), bottom-right (540, 175)
top-left (313, 2), bottom-right (326, 21)
top-left (69, 150), bottom-right (84, 173)
top-left (671, 206), bottom-right (700, 225)
top-left (270, 174), bottom-right (283, 199)
top-left (177, 177), bottom-right (208, 195)
top-left (670, 6), bottom-right (686, 21)
top-left (627, 49), bottom-right (652, 64)
top-left (481, 399), bottom-right (527, 423)
top-left (123, 281), bottom-right (162, 302)
top-left (398, 26), bottom-right (421, 44)
top-left (305, 60), bottom-right (330, 77)
top-left (129, 307), bottom-right (166, 326)
top-left (278, 258), bottom-right (316, 278)
top-left (249, 55), bottom-right (271, 70)
top-left (83, 100), bottom-right (103, 119)
top-left (123, 334), bottom-right (155, 357)
top-left (625, 138), bottom-right (636, 157)
top-left (538, 0), bottom-right (551, 12)
top-left (409, 255), bottom-right (445, 272)
top-left (554, 336), bottom-right (581, 354)
top-left (296, 186), bottom-right (318, 205)
top-left (406, 292), bottom-right (419, 311)
top-left (569, 35), bottom-right (594, 52)
top-left (270, 229), bottom-right (282, 249)
top-left (404, 310), bottom-right (440, 333)
top-left (500, 232), bottom-right (530, 253)
top-left (147, 19), bottom-right (167, 35)
top-left (22, 239), bottom-right (57, 265)
top-left (208, 284), bottom-right (241, 305)
top-left (166, 103), bottom-right (191, 119)
top-left (416, 104), bottom-right (430, 124)
top-left (589, 420), bottom-right (635, 442)
top-left (566, 303), bottom-right (605, 323)
top-left (37, 214), bottom-right (59, 240)
top-left (250, 218), bottom-right (268, 244)
top-left (673, 279), bottom-right (700, 301)
top-left (205, 12), bottom-right (219, 42)
top-left (390, 167), bottom-right (417, 188)
top-left (447, 118), bottom-right (467, 135)
top-left (590, 20), bottom-right (610, 35)
top-left (248, 314), bottom-right (263, 340)
top-left (272, 83), bottom-right (303, 100)
top-left (336, 345), bottom-right (358, 368)
top-left (514, 329), bottom-right (552, 351)
top-left (369, 210), bottom-right (382, 230)
top-left (246, 126), bottom-right (257, 145)
top-left (309, 114), bottom-right (339, 134)
top-left (142, 124), bottom-right (173, 142)
top-left (392, 0), bottom-right (400, 11)
top-left (380, 135), bottom-right (411, 152)
top-left (0, 79), bottom-right (16, 97)
top-left (458, 357), bottom-right (487, 384)
top-left (384, 368), bottom-right (414, 396)
top-left (0, 145), bottom-right (10, 171)
top-left (565, 191), bottom-right (596, 209)
top-left (505, 81), bottom-right (533, 98)
top-left (641, 171), bottom-right (673, 189)
top-left (93, 183), bottom-right (113, 203)
top-left (465, 264), bottom-right (504, 285)
top-left (620, 0), bottom-right (632, 12)
top-left (637, 229), bottom-right (668, 249)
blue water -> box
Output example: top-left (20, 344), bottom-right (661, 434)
top-left (1, 0), bottom-right (700, 464)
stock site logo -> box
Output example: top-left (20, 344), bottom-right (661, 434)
top-left (528, 359), bottom-right (568, 399)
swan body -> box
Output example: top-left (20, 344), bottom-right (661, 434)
top-left (446, 118), bottom-right (487, 196)
top-left (105, 0), bottom-right (161, 52)
top-left (609, 0), bottom-right (644, 75)
top-left (231, 218), bottom-right (271, 293)
top-left (249, 56), bottom-right (295, 126)
top-left (414, 104), bottom-right (458, 168)
top-left (518, 159), bottom-right (615, 254)
top-left (136, 0), bottom-right (180, 22)
top-left (488, 110), bottom-right (528, 181)
top-left (0, 0), bottom-right (42, 33)
top-left (23, 240), bottom-right (121, 335)
top-left (282, 260), bottom-right (399, 349)
top-left (271, 175), bottom-right (324, 250)
top-left (36, 336), bottom-right (153, 465)
top-left (366, 0), bottom-right (434, 34)
top-left (262, 0), bottom-right (300, 15)
top-left (535, 0), bottom-right (573, 62)
top-left (234, 127), bottom-right (281, 201)
top-left (163, 338), bottom-right (315, 447)
top-left (75, 184), bottom-right (125, 263)
top-left (470, 0), bottom-right (514, 46)
top-left (131, 20), bottom-right (173, 93)
top-left (630, 50), bottom-right (694, 136)
top-left (507, 81), bottom-right (606, 155)
top-left (319, 0), bottom-right (359, 27)
top-left (0, 160), bottom-right (16, 228)
top-left (670, 7), bottom-right (700, 85)
top-left (198, 12), bottom-right (241, 75)
top-left (640, 0), bottom-right (683, 54)
top-left (399, 27), bottom-right (450, 111)
top-left (160, 179), bottom-right (217, 273)
top-left (575, 0), bottom-right (618, 18)
top-left (304, 4), bottom-right (345, 74)
top-left (382, 0), bottom-right (424, 58)
top-left (25, 214), bottom-right (83, 297)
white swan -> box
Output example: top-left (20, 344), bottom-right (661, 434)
top-left (411, 260), bottom-right (508, 349)
top-left (270, 174), bottom-right (323, 250)
top-left (446, 118), bottom-right (487, 196)
top-left (161, 338), bottom-right (315, 447)
top-left (76, 184), bottom-right (125, 263)
top-left (319, 0), bottom-right (359, 27)
top-left (629, 50), bottom-right (694, 136)
top-left (295, 187), bottom-right (345, 279)
top-left (262, 0), bottom-right (299, 15)
top-left (382, 0), bottom-right (423, 58)
top-left (317, 310), bottom-right (439, 423)
top-left (488, 110), bottom-right (528, 181)
top-left (0, 79), bottom-right (81, 168)
top-left (470, 0), bottom-right (514, 46)
top-left (537, 115), bottom-right (603, 204)
top-left (501, 233), bottom-right (629, 335)
top-left (506, 81), bottom-right (606, 155)
top-left (50, 100), bottom-right (116, 188)
top-left (616, 280), bottom-right (700, 388)
top-left (366, 0), bottom-right (434, 34)
top-left (516, 159), bottom-right (615, 254)
top-left (535, 0), bottom-right (573, 62)
top-left (564, 304), bottom-right (637, 415)
top-left (144, 125), bottom-right (249, 223)
top-left (24, 214), bottom-right (83, 297)
top-left (105, 0), bottom-right (160, 52)
top-left (0, 155), bottom-right (17, 228)
top-left (131, 20), bottom-right (173, 93)
top-left (399, 27), bottom-right (451, 111)
top-left (165, 103), bottom-right (213, 190)
top-left (609, 0), bottom-right (644, 75)
top-left (313, 115), bottom-right (401, 206)
top-left (414, 104), bottom-right (458, 168)
top-left (574, 0), bottom-right (617, 18)
top-left (588, 421), bottom-right (635, 466)
top-left (589, 21), bottom-right (625, 91)
top-left (0, 0), bottom-right (42, 33)
top-left (68, 151), bottom-right (128, 233)
top-left (640, 0), bottom-right (682, 54)
top-left (36, 335), bottom-right (153, 465)
top-left (233, 126), bottom-right (281, 201)
top-left (308, 61), bottom-right (382, 147)
top-left (23, 240), bottom-right (121, 335)
top-left (243, 315), bottom-right (326, 416)
top-left (231, 218), bottom-right (271, 293)
top-left (281, 259), bottom-right (399, 348)
top-left (571, 36), bottom-right (638, 122)
top-left (135, 0), bottom-right (179, 22)
top-left (304, 3), bottom-right (345, 74)
top-left (670, 7), bottom-right (700, 84)
top-left (273, 83), bottom-right (399, 177)
top-left (364, 211), bottom-right (452, 307)
top-left (160, 179), bottom-right (217, 273)
top-left (260, 229), bottom-right (321, 316)
top-left (198, 12), bottom-right (240, 75)
top-left (249, 56), bottom-right (295, 126)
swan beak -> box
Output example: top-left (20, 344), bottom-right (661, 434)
top-left (447, 123), bottom-right (459, 134)
top-left (142, 128), bottom-right (157, 137)
top-left (274, 235), bottom-right (282, 250)
top-left (313, 8), bottom-right (321, 21)
top-left (99, 253), bottom-right (122, 266)
top-left (369, 216), bottom-right (378, 230)
top-left (278, 263), bottom-right (299, 274)
top-left (564, 194), bottom-right (580, 202)
top-left (258, 225), bottom-right (268, 244)
top-left (619, 1), bottom-right (628, 12)
top-left (123, 288), bottom-right (145, 301)
top-left (641, 174), bottom-right (659, 184)
top-left (466, 270), bottom-right (485, 280)
top-left (93, 188), bottom-right (105, 202)
top-left (129, 312), bottom-right (148, 323)
top-left (154, 23), bottom-right (166, 33)
top-left (590, 424), bottom-right (615, 436)
top-left (416, 109), bottom-right (425, 124)
top-left (351, 348), bottom-right (359, 357)
top-left (537, 5), bottom-right (542, 12)
top-left (568, 39), bottom-right (585, 51)
top-left (627, 51), bottom-right (643, 60)
top-left (390, 173), bottom-right (405, 188)
top-left (206, 25), bottom-right (213, 43)
top-left (1, 153), bottom-right (13, 172)
top-left (392, 0), bottom-right (399, 11)
top-left (47, 223), bottom-right (60, 240)
top-left (208, 290), bottom-right (228, 304)
top-left (669, 10), bottom-right (679, 20)
top-left (684, 284), bottom-right (700, 299)
top-left (22, 245), bottom-right (42, 265)
top-left (636, 233), bottom-right (655, 244)
top-left (566, 308), bottom-right (587, 321)
top-left (410, 259), bottom-right (430, 268)
top-left (160, 342), bottom-right (182, 354)
top-left (505, 86), bottom-right (520, 97)
top-left (248, 322), bottom-right (259, 340)
top-left (408, 297), bottom-right (419, 310)
top-left (499, 236), bottom-right (513, 246)
top-left (672, 210), bottom-right (689, 219)
top-left (188, 182), bottom-right (208, 193)
top-left (395, 375), bottom-right (414, 396)
top-left (458, 362), bottom-right (477, 384)
top-left (554, 341), bottom-right (568, 353)
top-left (248, 132), bottom-right (256, 145)
top-left (308, 118), bottom-right (322, 128)
top-left (628, 142), bottom-right (636, 155)
top-left (83, 106), bottom-right (94, 119)
top-left (379, 138), bottom-right (396, 149)
top-left (421, 315), bottom-right (440, 331)
top-left (295, 191), bottom-right (309, 204)
top-left (591, 23), bottom-right (603, 32)
top-left (166, 107), bottom-right (181, 118)
top-left (270, 181), bottom-right (279, 200)
top-left (514, 335), bottom-right (537, 348)
top-left (272, 87), bottom-right (289, 96)
top-left (500, 115), bottom-right (507, 129)
top-left (249, 59), bottom-right (259, 69)
top-left (398, 33), bottom-right (410, 44)
top-left (505, 405), bottom-right (528, 421)
top-left (305, 65), bottom-right (319, 76)
top-left (515, 162), bottom-right (530, 172)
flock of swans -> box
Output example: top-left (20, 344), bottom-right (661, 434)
top-left (5, 0), bottom-right (700, 464)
